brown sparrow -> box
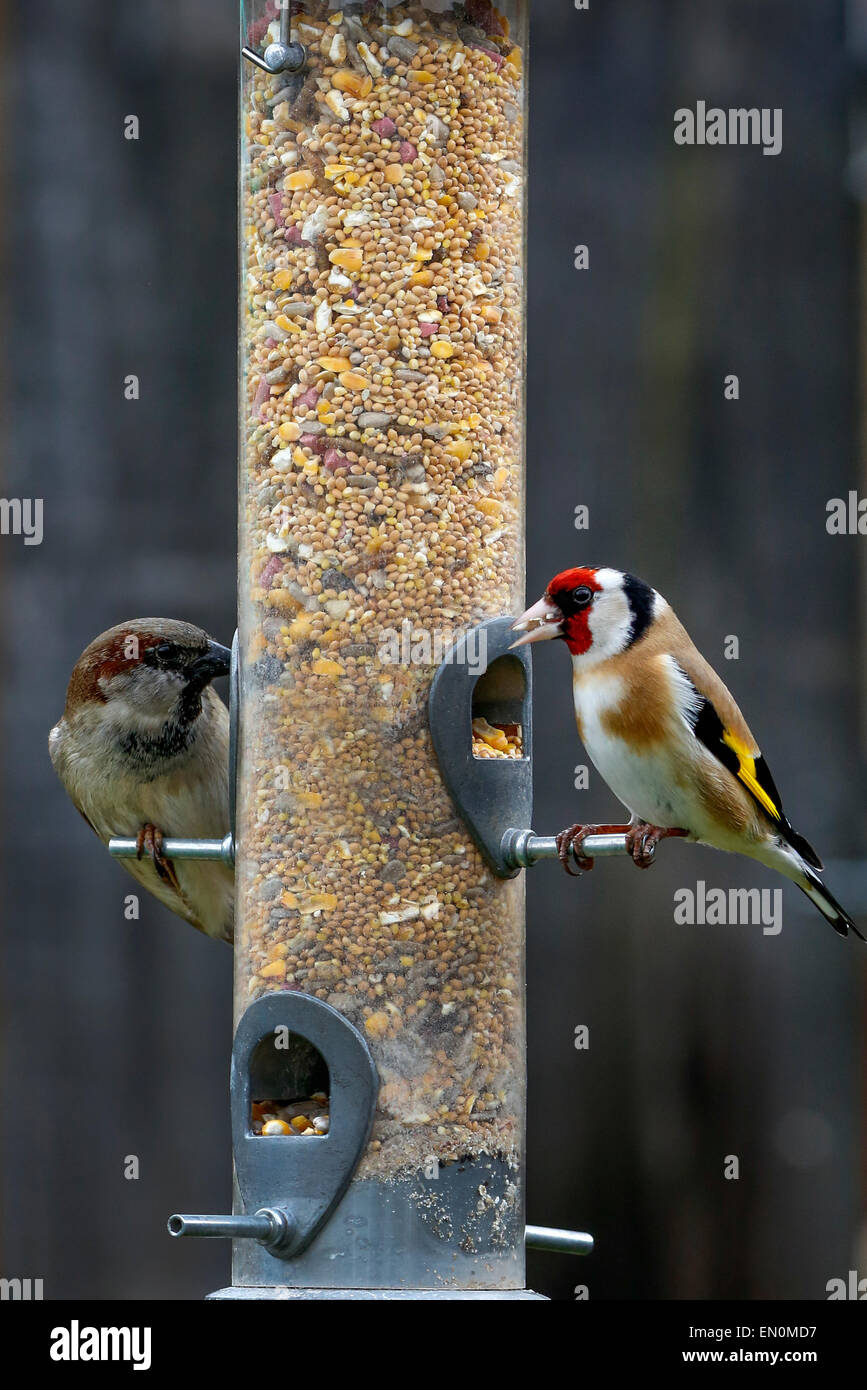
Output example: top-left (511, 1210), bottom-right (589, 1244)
top-left (49, 618), bottom-right (234, 944)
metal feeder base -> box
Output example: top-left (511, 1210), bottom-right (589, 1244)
top-left (208, 1287), bottom-right (547, 1300)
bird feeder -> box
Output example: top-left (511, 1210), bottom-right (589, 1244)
top-left (162, 0), bottom-right (600, 1299)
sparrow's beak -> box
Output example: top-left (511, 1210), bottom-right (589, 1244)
top-left (188, 640), bottom-right (233, 684)
top-left (510, 595), bottom-right (565, 648)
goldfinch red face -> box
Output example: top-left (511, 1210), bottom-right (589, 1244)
top-left (511, 566), bottom-right (659, 663)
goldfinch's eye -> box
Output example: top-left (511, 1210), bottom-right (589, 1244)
top-left (572, 586), bottom-right (593, 608)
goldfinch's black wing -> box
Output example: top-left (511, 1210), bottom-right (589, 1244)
top-left (684, 684), bottom-right (823, 871)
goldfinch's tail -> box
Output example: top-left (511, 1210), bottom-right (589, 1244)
top-left (799, 866), bottom-right (865, 942)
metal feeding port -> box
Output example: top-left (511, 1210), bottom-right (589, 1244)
top-left (429, 616), bottom-right (646, 877)
top-left (170, 994), bottom-right (378, 1270)
top-left (429, 616), bottom-right (533, 877)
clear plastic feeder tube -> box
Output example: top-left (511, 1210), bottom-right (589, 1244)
top-left (238, 0), bottom-right (528, 1291)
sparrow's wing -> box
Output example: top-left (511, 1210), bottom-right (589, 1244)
top-left (672, 649), bottom-right (823, 871)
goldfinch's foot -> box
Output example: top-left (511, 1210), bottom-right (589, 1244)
top-left (556, 822), bottom-right (635, 876)
top-left (136, 822), bottom-right (176, 887)
top-left (626, 823), bottom-right (689, 869)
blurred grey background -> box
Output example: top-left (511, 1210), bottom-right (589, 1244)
top-left (2, 0), bottom-right (865, 1299)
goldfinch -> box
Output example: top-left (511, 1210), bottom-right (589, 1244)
top-left (512, 566), bottom-right (864, 942)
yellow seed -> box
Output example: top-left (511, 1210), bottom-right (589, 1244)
top-left (329, 246), bottom-right (363, 273)
top-left (338, 371), bottom-right (369, 390)
top-left (410, 70), bottom-right (435, 83)
top-left (274, 314), bottom-right (302, 334)
top-left (296, 792), bottom-right (324, 807)
top-left (446, 438), bottom-right (472, 460)
top-left (298, 892), bottom-right (338, 912)
top-left (473, 242), bottom-right (491, 261)
top-left (480, 304), bottom-right (501, 324)
top-left (365, 1011), bottom-right (391, 1038)
top-left (291, 1116), bottom-right (310, 1132)
top-left (472, 716), bottom-right (510, 752)
top-left (431, 340), bottom-right (455, 359)
top-left (269, 590), bottom-right (302, 611)
top-left (325, 163), bottom-right (352, 179)
top-left (286, 169), bottom-right (315, 190)
top-left (332, 69), bottom-right (365, 95)
top-left (475, 498), bottom-right (502, 518)
top-left (262, 1119), bottom-right (291, 1135)
top-left (410, 269), bottom-right (434, 287)
top-left (288, 613), bottom-right (315, 640)
top-left (384, 164), bottom-right (404, 185)
top-left (293, 446), bottom-right (308, 466)
top-left (260, 960), bottom-right (287, 980)
top-left (311, 657), bottom-right (345, 676)
top-left (493, 466), bottom-right (509, 489)
top-left (506, 47), bottom-right (522, 72)
top-left (278, 421), bottom-right (301, 442)
top-left (317, 355), bottom-right (352, 372)
top-left (273, 269), bottom-right (293, 290)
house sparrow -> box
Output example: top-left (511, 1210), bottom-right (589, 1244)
top-left (512, 567), bottom-right (864, 942)
top-left (49, 619), bottom-right (234, 944)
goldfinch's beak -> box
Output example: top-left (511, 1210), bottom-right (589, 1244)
top-left (510, 595), bottom-right (565, 647)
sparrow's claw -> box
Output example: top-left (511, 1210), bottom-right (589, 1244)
top-left (555, 823), bottom-right (635, 876)
top-left (136, 823), bottom-right (177, 887)
top-left (626, 822), bottom-right (689, 869)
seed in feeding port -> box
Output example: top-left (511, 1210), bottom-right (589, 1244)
top-left (262, 1120), bottom-right (291, 1136)
top-left (313, 1117), bottom-right (329, 1134)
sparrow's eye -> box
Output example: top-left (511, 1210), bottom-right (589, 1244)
top-left (572, 586), bottom-right (593, 608)
top-left (144, 642), bottom-right (180, 668)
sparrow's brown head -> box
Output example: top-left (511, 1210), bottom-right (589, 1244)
top-left (64, 618), bottom-right (231, 726)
